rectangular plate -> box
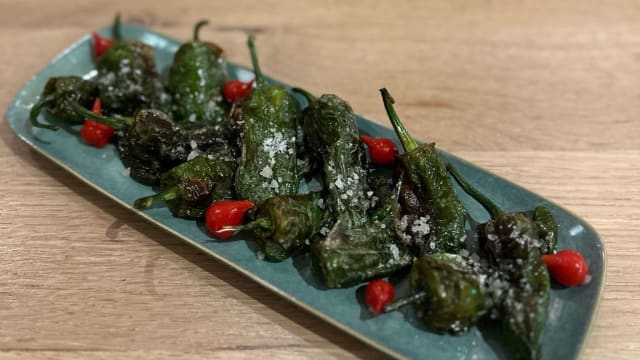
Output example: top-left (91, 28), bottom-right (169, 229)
top-left (5, 24), bottom-right (605, 360)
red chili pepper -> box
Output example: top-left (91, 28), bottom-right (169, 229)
top-left (223, 78), bottom-right (255, 103)
top-left (205, 200), bottom-right (255, 239)
top-left (80, 98), bottom-right (115, 148)
top-left (542, 249), bottom-right (590, 287)
top-left (360, 135), bottom-right (398, 167)
top-left (92, 32), bottom-right (114, 58)
top-left (365, 279), bottom-right (395, 315)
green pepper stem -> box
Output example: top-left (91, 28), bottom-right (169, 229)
top-left (291, 87), bottom-right (317, 104)
top-left (247, 34), bottom-right (265, 85)
top-left (113, 13), bottom-right (123, 41)
top-left (380, 88), bottom-right (418, 152)
top-left (224, 217), bottom-right (272, 233)
top-left (70, 101), bottom-right (133, 130)
top-left (193, 20), bottom-right (208, 41)
top-left (383, 291), bottom-right (427, 313)
top-left (29, 94), bottom-right (59, 131)
top-left (446, 163), bottom-right (503, 219)
top-left (133, 187), bottom-right (179, 209)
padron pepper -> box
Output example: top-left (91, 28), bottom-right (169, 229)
top-left (448, 163), bottom-right (552, 360)
top-left (73, 104), bottom-right (234, 185)
top-left (133, 150), bottom-right (237, 219)
top-left (245, 193), bottom-right (326, 262)
top-left (95, 15), bottom-right (171, 116)
top-left (380, 88), bottom-right (466, 255)
top-left (294, 89), bottom-right (370, 228)
top-left (233, 35), bottom-right (298, 204)
top-left (168, 20), bottom-right (228, 128)
top-left (29, 76), bottom-right (98, 130)
top-left (383, 253), bottom-right (492, 335)
top-left (311, 218), bottom-right (413, 289)
top-left (312, 169), bottom-right (412, 288)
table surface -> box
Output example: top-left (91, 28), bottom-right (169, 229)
top-left (1, 1), bottom-right (638, 359)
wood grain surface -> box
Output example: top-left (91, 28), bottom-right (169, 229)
top-left (1, 1), bottom-right (639, 359)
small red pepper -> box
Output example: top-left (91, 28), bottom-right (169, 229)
top-left (542, 249), bottom-right (590, 287)
top-left (80, 98), bottom-right (115, 148)
top-left (364, 279), bottom-right (395, 315)
top-left (92, 32), bottom-right (114, 58)
top-left (205, 200), bottom-right (255, 239)
top-left (360, 135), bottom-right (398, 167)
top-left (223, 79), bottom-right (255, 103)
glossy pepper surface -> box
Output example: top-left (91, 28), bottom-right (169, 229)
top-left (234, 35), bottom-right (298, 204)
top-left (30, 76), bottom-right (98, 130)
top-left (312, 219), bottom-right (413, 288)
top-left (312, 170), bottom-right (412, 288)
top-left (74, 105), bottom-right (233, 185)
top-left (295, 90), bottom-right (370, 228)
top-left (95, 16), bottom-right (171, 116)
top-left (381, 88), bottom-right (466, 255)
top-left (448, 163), bottom-right (551, 360)
top-left (133, 151), bottom-right (237, 218)
top-left (383, 254), bottom-right (491, 335)
top-left (168, 20), bottom-right (228, 128)
top-left (249, 193), bottom-right (326, 262)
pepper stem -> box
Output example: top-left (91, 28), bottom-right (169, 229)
top-left (247, 34), bottom-right (265, 85)
top-left (291, 87), bottom-right (317, 104)
top-left (446, 163), bottom-right (503, 219)
top-left (113, 13), bottom-right (123, 41)
top-left (29, 94), bottom-right (59, 131)
top-left (383, 291), bottom-right (427, 313)
top-left (223, 217), bottom-right (272, 233)
top-left (380, 88), bottom-right (418, 152)
top-left (133, 187), bottom-right (179, 209)
top-left (70, 101), bottom-right (133, 130)
top-left (193, 20), bottom-right (208, 41)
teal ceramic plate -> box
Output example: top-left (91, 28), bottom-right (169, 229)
top-left (5, 24), bottom-right (605, 360)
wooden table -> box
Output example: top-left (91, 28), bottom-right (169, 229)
top-left (1, 1), bottom-right (638, 358)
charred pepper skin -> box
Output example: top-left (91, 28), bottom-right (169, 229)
top-left (311, 219), bottom-right (413, 289)
top-left (479, 213), bottom-right (550, 360)
top-left (311, 168), bottom-right (411, 288)
top-left (133, 151), bottom-right (237, 219)
top-left (96, 39), bottom-right (171, 116)
top-left (74, 104), bottom-right (234, 185)
top-left (30, 76), bottom-right (98, 130)
top-left (533, 205), bottom-right (558, 255)
top-left (448, 163), bottom-right (551, 360)
top-left (380, 88), bottom-right (466, 255)
top-left (250, 193), bottom-right (326, 262)
top-left (405, 254), bottom-right (491, 335)
top-left (234, 35), bottom-right (298, 205)
top-left (296, 91), bottom-right (370, 228)
top-left (168, 20), bottom-right (228, 128)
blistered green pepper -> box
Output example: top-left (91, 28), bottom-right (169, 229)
top-left (74, 104), bottom-right (233, 185)
top-left (311, 219), bottom-right (413, 288)
top-left (95, 16), bottom-right (171, 116)
top-left (168, 20), bottom-right (228, 128)
top-left (384, 253), bottom-right (491, 335)
top-left (448, 163), bottom-right (551, 359)
top-left (381, 88), bottom-right (466, 255)
top-left (533, 206), bottom-right (558, 254)
top-left (29, 76), bottom-right (98, 130)
top-left (311, 169), bottom-right (411, 288)
top-left (247, 193), bottom-right (326, 262)
top-left (295, 89), bottom-right (370, 228)
top-left (234, 35), bottom-right (298, 204)
top-left (133, 150), bottom-right (236, 218)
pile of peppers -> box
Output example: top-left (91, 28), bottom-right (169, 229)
top-left (28, 15), bottom-right (591, 359)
